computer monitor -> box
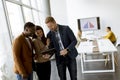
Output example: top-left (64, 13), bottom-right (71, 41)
top-left (77, 17), bottom-right (100, 31)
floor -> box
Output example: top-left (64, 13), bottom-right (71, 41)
top-left (34, 46), bottom-right (120, 80)
top-left (50, 46), bottom-right (120, 80)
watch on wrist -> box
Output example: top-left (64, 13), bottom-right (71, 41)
top-left (67, 48), bottom-right (69, 52)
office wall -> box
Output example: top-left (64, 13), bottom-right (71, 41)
top-left (39, 0), bottom-right (51, 35)
top-left (50, 0), bottom-right (68, 25)
top-left (50, 0), bottom-right (120, 37)
top-left (66, 0), bottom-right (120, 37)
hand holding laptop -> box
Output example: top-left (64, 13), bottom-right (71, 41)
top-left (41, 48), bottom-right (56, 58)
top-left (42, 54), bottom-right (51, 59)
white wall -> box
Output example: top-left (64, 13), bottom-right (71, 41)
top-left (50, 0), bottom-right (120, 37)
top-left (39, 0), bottom-right (51, 36)
top-left (66, 0), bottom-right (120, 37)
top-left (50, 0), bottom-right (68, 25)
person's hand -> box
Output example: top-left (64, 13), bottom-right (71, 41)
top-left (46, 38), bottom-right (50, 47)
top-left (42, 54), bottom-right (51, 59)
top-left (22, 73), bottom-right (28, 79)
top-left (98, 36), bottom-right (104, 39)
top-left (60, 49), bottom-right (68, 56)
top-left (34, 54), bottom-right (38, 60)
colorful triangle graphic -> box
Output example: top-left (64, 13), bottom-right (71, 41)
top-left (84, 22), bottom-right (89, 29)
top-left (89, 22), bottom-right (94, 28)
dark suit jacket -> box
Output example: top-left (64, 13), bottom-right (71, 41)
top-left (47, 24), bottom-right (78, 64)
top-left (12, 33), bottom-right (33, 75)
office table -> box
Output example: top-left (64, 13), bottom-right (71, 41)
top-left (77, 39), bottom-right (117, 73)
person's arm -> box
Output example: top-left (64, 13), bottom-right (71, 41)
top-left (104, 32), bottom-right (112, 39)
top-left (60, 26), bottom-right (77, 56)
top-left (33, 39), bottom-right (41, 54)
top-left (47, 32), bottom-right (54, 49)
top-left (46, 38), bottom-right (50, 48)
top-left (66, 26), bottom-right (77, 51)
top-left (32, 39), bottom-right (40, 59)
top-left (33, 39), bottom-right (50, 59)
top-left (12, 39), bottom-right (27, 78)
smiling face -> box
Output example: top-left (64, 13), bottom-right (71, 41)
top-left (23, 22), bottom-right (35, 37)
top-left (35, 29), bottom-right (43, 38)
top-left (24, 27), bottom-right (35, 37)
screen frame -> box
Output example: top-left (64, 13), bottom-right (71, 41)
top-left (77, 17), bottom-right (100, 31)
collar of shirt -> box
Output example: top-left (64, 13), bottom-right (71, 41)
top-left (53, 25), bottom-right (59, 33)
top-left (25, 37), bottom-right (32, 49)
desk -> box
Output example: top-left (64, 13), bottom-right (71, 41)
top-left (77, 39), bottom-right (117, 73)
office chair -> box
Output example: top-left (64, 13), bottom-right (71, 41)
top-left (105, 36), bottom-right (120, 66)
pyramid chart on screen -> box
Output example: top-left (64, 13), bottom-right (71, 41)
top-left (83, 22), bottom-right (94, 29)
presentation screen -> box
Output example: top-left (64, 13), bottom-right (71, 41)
top-left (77, 17), bottom-right (100, 31)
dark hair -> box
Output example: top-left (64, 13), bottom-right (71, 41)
top-left (24, 22), bottom-right (35, 30)
top-left (107, 27), bottom-right (111, 30)
top-left (33, 25), bottom-right (47, 45)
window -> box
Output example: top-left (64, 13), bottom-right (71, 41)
top-left (33, 10), bottom-right (40, 25)
top-left (5, 0), bottom-right (42, 38)
top-left (6, 1), bottom-right (24, 38)
top-left (23, 7), bottom-right (34, 22)
top-left (36, 0), bottom-right (42, 10)
top-left (39, 12), bottom-right (45, 25)
top-left (30, 0), bottom-right (37, 9)
top-left (0, 0), bottom-right (16, 80)
top-left (0, 0), bottom-right (45, 79)
top-left (21, 0), bottom-right (30, 6)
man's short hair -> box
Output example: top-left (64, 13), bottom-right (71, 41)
top-left (107, 27), bottom-right (111, 30)
top-left (45, 16), bottom-right (56, 24)
top-left (24, 22), bottom-right (35, 30)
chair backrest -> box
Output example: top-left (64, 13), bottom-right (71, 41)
top-left (116, 36), bottom-right (120, 47)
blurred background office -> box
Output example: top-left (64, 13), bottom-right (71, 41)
top-left (0, 0), bottom-right (120, 80)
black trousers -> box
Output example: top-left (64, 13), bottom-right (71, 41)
top-left (57, 58), bottom-right (77, 80)
top-left (35, 61), bottom-right (51, 80)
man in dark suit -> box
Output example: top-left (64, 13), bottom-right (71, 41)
top-left (12, 22), bottom-right (35, 80)
top-left (45, 16), bottom-right (78, 80)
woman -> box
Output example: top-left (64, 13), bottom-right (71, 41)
top-left (32, 25), bottom-right (51, 80)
